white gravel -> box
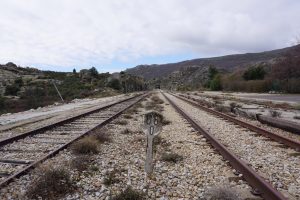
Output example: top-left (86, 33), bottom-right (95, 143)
top-left (166, 93), bottom-right (300, 200)
top-left (0, 93), bottom-right (256, 200)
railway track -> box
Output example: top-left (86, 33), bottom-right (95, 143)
top-left (163, 92), bottom-right (300, 200)
top-left (0, 93), bottom-right (148, 188)
top-left (173, 93), bottom-right (300, 151)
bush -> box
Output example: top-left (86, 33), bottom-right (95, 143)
top-left (4, 84), bottom-right (20, 96)
top-left (107, 78), bottom-right (122, 90)
top-left (112, 187), bottom-right (146, 200)
top-left (26, 164), bottom-right (74, 199)
top-left (203, 187), bottom-right (241, 200)
top-left (71, 136), bottom-right (99, 154)
top-left (161, 152), bottom-right (183, 163)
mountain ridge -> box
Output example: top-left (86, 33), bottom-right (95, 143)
top-left (126, 44), bottom-right (300, 80)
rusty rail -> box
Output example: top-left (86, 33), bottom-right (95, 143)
top-left (162, 92), bottom-right (287, 200)
top-left (0, 93), bottom-right (148, 188)
top-left (0, 93), bottom-right (143, 147)
top-left (172, 93), bottom-right (300, 151)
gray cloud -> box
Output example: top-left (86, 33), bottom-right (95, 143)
top-left (0, 0), bottom-right (299, 71)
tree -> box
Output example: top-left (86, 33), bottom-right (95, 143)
top-left (210, 74), bottom-right (222, 91)
top-left (73, 68), bottom-right (77, 74)
top-left (243, 65), bottom-right (266, 80)
top-left (208, 66), bottom-right (218, 80)
top-left (107, 78), bottom-right (122, 90)
top-left (89, 67), bottom-right (98, 78)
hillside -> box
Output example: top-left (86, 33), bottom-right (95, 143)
top-left (126, 45), bottom-right (300, 80)
top-left (0, 63), bottom-right (145, 114)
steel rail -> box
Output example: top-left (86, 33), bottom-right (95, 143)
top-left (171, 93), bottom-right (300, 151)
top-left (0, 93), bottom-right (143, 147)
top-left (162, 92), bottom-right (286, 200)
top-left (0, 93), bottom-right (148, 188)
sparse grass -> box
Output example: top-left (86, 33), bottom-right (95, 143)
top-left (89, 165), bottom-right (99, 171)
top-left (26, 164), bottom-right (74, 199)
top-left (133, 135), bottom-right (145, 143)
top-left (123, 114), bottom-right (133, 119)
top-left (161, 152), bottom-right (183, 163)
top-left (120, 128), bottom-right (131, 134)
top-left (103, 169), bottom-right (120, 186)
top-left (71, 155), bottom-right (90, 172)
top-left (162, 118), bottom-right (171, 126)
top-left (112, 186), bottom-right (146, 200)
top-left (202, 187), bottom-right (241, 200)
top-left (71, 136), bottom-right (99, 154)
top-left (115, 120), bottom-right (128, 125)
top-left (269, 110), bottom-right (282, 118)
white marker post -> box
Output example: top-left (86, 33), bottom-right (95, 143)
top-left (142, 112), bottom-right (162, 175)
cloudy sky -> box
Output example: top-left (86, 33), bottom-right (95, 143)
top-left (0, 0), bottom-right (300, 72)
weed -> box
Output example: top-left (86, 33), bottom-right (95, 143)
top-left (112, 186), bottom-right (146, 200)
top-left (120, 128), bottom-right (131, 134)
top-left (294, 104), bottom-right (300, 110)
top-left (269, 110), bottom-right (282, 118)
top-left (90, 165), bottom-right (99, 171)
top-left (123, 114), bottom-right (133, 119)
top-left (161, 152), bottom-right (183, 163)
top-left (115, 120), bottom-right (128, 125)
top-left (71, 136), bottom-right (99, 154)
top-left (26, 164), bottom-right (74, 199)
top-left (202, 187), bottom-right (241, 200)
top-left (162, 118), bottom-right (171, 126)
top-left (103, 170), bottom-right (120, 186)
top-left (71, 155), bottom-right (90, 172)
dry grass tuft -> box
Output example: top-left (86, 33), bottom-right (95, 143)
top-left (120, 128), bottom-right (131, 134)
top-left (26, 164), bottom-right (74, 199)
top-left (103, 169), bottom-right (120, 186)
top-left (123, 114), bottom-right (133, 119)
top-left (91, 128), bottom-right (112, 143)
top-left (112, 186), bottom-right (146, 200)
top-left (71, 136), bottom-right (99, 154)
top-left (161, 152), bottom-right (183, 163)
top-left (71, 155), bottom-right (90, 172)
top-left (115, 120), bottom-right (128, 125)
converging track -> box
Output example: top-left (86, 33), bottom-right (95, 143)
top-left (163, 92), bottom-right (300, 200)
top-left (0, 93), bottom-right (148, 188)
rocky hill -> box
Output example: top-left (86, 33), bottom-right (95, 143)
top-left (126, 44), bottom-right (300, 80)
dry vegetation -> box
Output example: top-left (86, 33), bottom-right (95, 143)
top-left (71, 136), bottom-right (99, 154)
top-left (26, 164), bottom-right (74, 199)
top-left (160, 152), bottom-right (183, 163)
top-left (112, 186), bottom-right (146, 200)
